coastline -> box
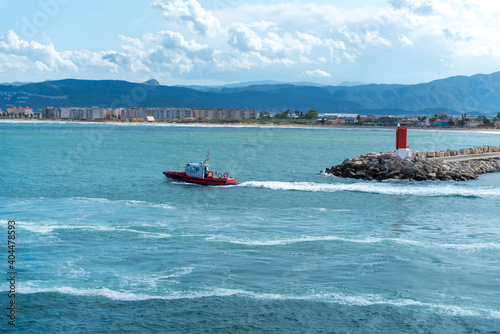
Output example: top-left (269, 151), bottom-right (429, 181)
top-left (1, 118), bottom-right (500, 132)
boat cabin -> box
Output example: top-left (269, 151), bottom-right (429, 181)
top-left (185, 162), bottom-right (208, 178)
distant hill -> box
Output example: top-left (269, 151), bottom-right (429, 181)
top-left (336, 81), bottom-right (367, 87)
top-left (1, 72), bottom-right (500, 115)
top-left (1, 81), bottom-right (34, 86)
top-left (176, 80), bottom-right (327, 92)
top-left (142, 79), bottom-right (160, 86)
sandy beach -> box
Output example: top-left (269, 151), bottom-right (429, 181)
top-left (2, 118), bottom-right (500, 132)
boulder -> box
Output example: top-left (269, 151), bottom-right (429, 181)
top-left (324, 148), bottom-right (500, 182)
top-left (353, 160), bottom-right (364, 167)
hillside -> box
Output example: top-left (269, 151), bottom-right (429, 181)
top-left (1, 72), bottom-right (500, 115)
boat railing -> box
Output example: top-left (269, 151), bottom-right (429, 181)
top-left (169, 165), bottom-right (185, 172)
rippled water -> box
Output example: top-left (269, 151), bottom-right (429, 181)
top-left (1, 122), bottom-right (499, 333)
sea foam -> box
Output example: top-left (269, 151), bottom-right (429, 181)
top-left (206, 233), bottom-right (500, 252)
top-left (13, 285), bottom-right (500, 319)
top-left (70, 197), bottom-right (174, 209)
top-left (206, 234), bottom-right (384, 246)
top-left (18, 221), bottom-right (171, 238)
top-left (240, 181), bottom-right (500, 198)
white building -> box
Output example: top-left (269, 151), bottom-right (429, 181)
top-left (7, 106), bottom-right (34, 116)
top-left (87, 107), bottom-right (107, 120)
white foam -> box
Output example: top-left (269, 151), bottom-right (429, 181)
top-left (1, 196), bottom-right (174, 210)
top-left (19, 286), bottom-right (159, 301)
top-left (63, 260), bottom-right (88, 279)
top-left (21, 223), bottom-right (60, 234)
top-left (439, 242), bottom-right (500, 251)
top-left (240, 181), bottom-right (500, 198)
top-left (17, 285), bottom-right (247, 301)
top-left (15, 285), bottom-right (500, 319)
top-left (141, 267), bottom-right (196, 289)
top-left (391, 239), bottom-right (500, 251)
top-left (18, 221), bottom-right (171, 238)
top-left (9, 220), bottom-right (498, 252)
top-left (205, 233), bottom-right (500, 252)
top-left (248, 291), bottom-right (499, 318)
top-left (159, 267), bottom-right (195, 279)
top-left (207, 234), bottom-right (384, 246)
top-left (71, 197), bottom-right (174, 209)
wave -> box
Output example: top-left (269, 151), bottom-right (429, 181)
top-left (13, 285), bottom-right (500, 319)
top-left (157, 267), bottom-right (195, 280)
top-left (206, 234), bottom-right (500, 251)
top-left (69, 197), bottom-right (174, 209)
top-left (206, 234), bottom-right (385, 246)
top-left (147, 267), bottom-right (195, 288)
top-left (1, 196), bottom-right (174, 210)
top-left (18, 221), bottom-right (171, 238)
top-left (132, 267), bottom-right (196, 289)
top-left (16, 286), bottom-right (246, 301)
top-left (438, 242), bottom-right (500, 251)
top-left (239, 181), bottom-right (500, 198)
top-left (6, 219), bottom-right (499, 251)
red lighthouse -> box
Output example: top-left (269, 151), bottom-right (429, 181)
top-left (396, 124), bottom-right (412, 158)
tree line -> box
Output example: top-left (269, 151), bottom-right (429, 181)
top-left (259, 109), bottom-right (319, 120)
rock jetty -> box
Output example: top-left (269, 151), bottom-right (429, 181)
top-left (324, 145), bottom-right (500, 181)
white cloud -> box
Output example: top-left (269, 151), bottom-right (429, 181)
top-left (0, 54), bottom-right (26, 73)
top-left (160, 31), bottom-right (206, 52)
top-left (3, 0), bottom-right (500, 84)
top-left (34, 61), bottom-right (50, 71)
top-left (0, 30), bottom-right (78, 73)
top-left (387, 0), bottom-right (500, 58)
top-left (225, 20), bottom-right (353, 70)
top-left (216, 2), bottom-right (378, 30)
top-left (364, 31), bottom-right (392, 47)
top-left (227, 24), bottom-right (263, 53)
top-left (398, 34), bottom-right (414, 45)
top-left (0, 29), bottom-right (212, 77)
top-left (303, 69), bottom-right (332, 78)
top-left (62, 50), bottom-right (120, 72)
top-left (119, 35), bottom-right (144, 49)
top-left (152, 0), bottom-right (220, 36)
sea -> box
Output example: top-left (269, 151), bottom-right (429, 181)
top-left (1, 121), bottom-right (500, 333)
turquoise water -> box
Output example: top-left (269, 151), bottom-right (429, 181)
top-left (1, 122), bottom-right (500, 333)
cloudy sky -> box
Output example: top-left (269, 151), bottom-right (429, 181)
top-left (1, 0), bottom-right (500, 86)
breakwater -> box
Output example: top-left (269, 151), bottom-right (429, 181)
top-left (324, 146), bottom-right (500, 181)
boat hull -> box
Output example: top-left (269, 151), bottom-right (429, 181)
top-left (164, 171), bottom-right (239, 186)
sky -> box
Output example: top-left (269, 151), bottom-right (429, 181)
top-left (1, 0), bottom-right (500, 86)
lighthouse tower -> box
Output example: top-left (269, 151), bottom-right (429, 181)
top-left (396, 124), bottom-right (412, 159)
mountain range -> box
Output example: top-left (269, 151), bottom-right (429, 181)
top-left (1, 72), bottom-right (500, 115)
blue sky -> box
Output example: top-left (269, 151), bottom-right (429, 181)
top-left (1, 0), bottom-right (500, 86)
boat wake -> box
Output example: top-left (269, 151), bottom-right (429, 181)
top-left (239, 181), bottom-right (500, 198)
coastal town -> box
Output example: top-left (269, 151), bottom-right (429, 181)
top-left (1, 105), bottom-right (500, 128)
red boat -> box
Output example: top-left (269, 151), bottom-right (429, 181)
top-left (164, 155), bottom-right (239, 186)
